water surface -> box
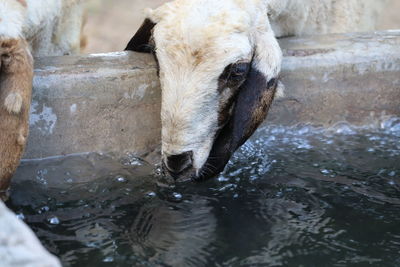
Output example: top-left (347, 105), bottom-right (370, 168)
top-left (7, 119), bottom-right (400, 267)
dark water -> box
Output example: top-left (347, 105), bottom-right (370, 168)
top-left (6, 119), bottom-right (400, 267)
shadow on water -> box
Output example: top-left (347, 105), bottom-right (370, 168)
top-left (6, 118), bottom-right (400, 267)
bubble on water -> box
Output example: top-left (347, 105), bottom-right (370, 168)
top-left (48, 216), bottom-right (60, 225)
top-left (36, 169), bottom-right (48, 185)
top-left (381, 117), bottom-right (400, 134)
top-left (388, 171), bottom-right (396, 177)
top-left (330, 122), bottom-right (356, 135)
top-left (16, 213), bottom-right (25, 220)
top-left (218, 184), bottom-right (237, 192)
top-left (297, 126), bottom-right (312, 135)
top-left (146, 191), bottom-right (156, 198)
top-left (388, 180), bottom-right (396, 186)
top-left (122, 154), bottom-right (143, 166)
top-left (88, 187), bottom-right (97, 193)
top-left (103, 256), bottom-right (114, 263)
top-left (218, 176), bottom-right (230, 182)
top-left (325, 139), bottom-right (334, 145)
top-left (369, 135), bottom-right (380, 141)
top-left (38, 206), bottom-right (50, 214)
top-left (172, 192), bottom-right (182, 200)
top-left (296, 140), bottom-right (312, 149)
top-left (154, 165), bottom-right (164, 177)
top-left (320, 169), bottom-right (331, 175)
top-left (266, 136), bottom-right (276, 143)
top-left (116, 176), bottom-right (126, 183)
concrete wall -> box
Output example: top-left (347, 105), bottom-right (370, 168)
top-left (25, 30), bottom-right (400, 161)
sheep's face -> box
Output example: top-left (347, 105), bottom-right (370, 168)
top-left (126, 1), bottom-right (282, 181)
top-left (155, 21), bottom-right (256, 180)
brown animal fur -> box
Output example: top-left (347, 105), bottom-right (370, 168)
top-left (0, 38), bottom-right (33, 199)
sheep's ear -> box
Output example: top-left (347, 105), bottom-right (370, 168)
top-left (125, 18), bottom-right (156, 53)
top-left (197, 69), bottom-right (278, 181)
top-left (226, 70), bottom-right (278, 149)
top-left (218, 30), bottom-right (282, 150)
top-left (197, 32), bottom-right (282, 181)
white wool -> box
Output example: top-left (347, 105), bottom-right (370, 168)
top-left (0, 0), bottom-right (25, 39)
top-left (0, 0), bottom-right (84, 56)
top-left (268, 0), bottom-right (387, 37)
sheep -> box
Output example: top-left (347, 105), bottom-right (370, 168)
top-left (0, 0), bottom-right (84, 198)
top-left (126, 0), bottom-right (387, 181)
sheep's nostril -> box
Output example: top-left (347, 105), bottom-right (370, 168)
top-left (164, 151), bottom-right (193, 176)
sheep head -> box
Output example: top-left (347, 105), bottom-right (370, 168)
top-left (126, 0), bottom-right (282, 181)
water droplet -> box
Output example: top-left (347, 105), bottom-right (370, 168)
top-left (389, 180), bottom-right (396, 186)
top-left (367, 148), bottom-right (375, 152)
top-left (48, 216), bottom-right (60, 225)
top-left (388, 171), bottom-right (396, 177)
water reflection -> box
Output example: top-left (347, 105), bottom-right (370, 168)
top-left (5, 119), bottom-right (400, 267)
top-left (130, 196), bottom-right (216, 267)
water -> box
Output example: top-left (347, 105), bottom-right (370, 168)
top-left (6, 119), bottom-right (400, 267)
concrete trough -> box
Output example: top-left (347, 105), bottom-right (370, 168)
top-left (25, 30), bottom-right (400, 161)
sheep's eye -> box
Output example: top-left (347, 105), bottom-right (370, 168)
top-left (219, 62), bottom-right (250, 85)
top-left (230, 62), bottom-right (250, 79)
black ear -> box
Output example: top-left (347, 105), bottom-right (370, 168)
top-left (125, 18), bottom-right (156, 53)
top-left (195, 68), bottom-right (278, 181)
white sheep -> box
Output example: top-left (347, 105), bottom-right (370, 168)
top-left (0, 0), bottom-right (84, 197)
top-left (126, 0), bottom-right (386, 181)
